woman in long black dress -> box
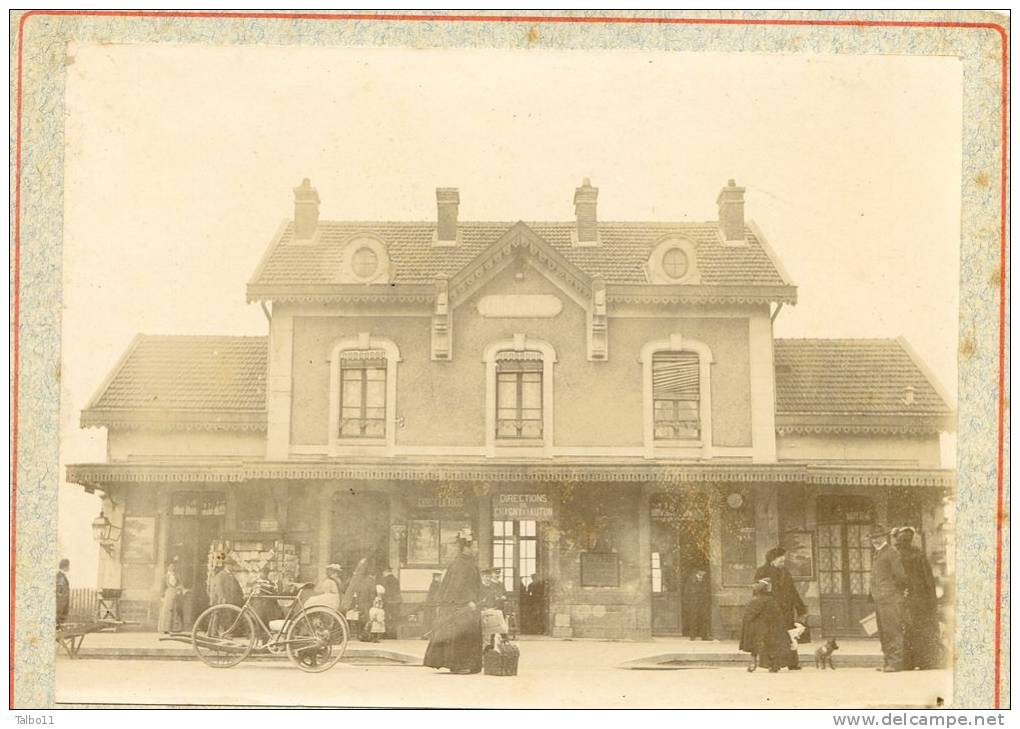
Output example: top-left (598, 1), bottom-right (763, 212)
top-left (894, 527), bottom-right (941, 669)
top-left (423, 530), bottom-right (483, 674)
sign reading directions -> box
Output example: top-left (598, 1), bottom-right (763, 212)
top-left (492, 493), bottom-right (555, 521)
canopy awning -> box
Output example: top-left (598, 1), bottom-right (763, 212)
top-left (66, 459), bottom-right (955, 490)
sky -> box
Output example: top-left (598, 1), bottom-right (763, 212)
top-left (59, 44), bottom-right (963, 584)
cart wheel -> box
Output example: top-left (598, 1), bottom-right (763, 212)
top-left (192, 604), bottom-right (256, 668)
top-left (286, 606), bottom-right (348, 673)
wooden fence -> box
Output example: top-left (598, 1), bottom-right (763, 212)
top-left (68, 587), bottom-right (99, 621)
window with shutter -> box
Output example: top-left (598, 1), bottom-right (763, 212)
top-left (338, 350), bottom-right (387, 438)
top-left (652, 351), bottom-right (701, 440)
top-left (495, 351), bottom-right (543, 440)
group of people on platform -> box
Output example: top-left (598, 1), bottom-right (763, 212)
top-left (740, 525), bottom-right (942, 673)
top-left (314, 560), bottom-right (402, 642)
top-left (137, 519), bottom-right (941, 675)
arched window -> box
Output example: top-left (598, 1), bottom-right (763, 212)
top-left (639, 335), bottom-right (714, 458)
top-left (483, 336), bottom-right (556, 456)
top-left (328, 334), bottom-right (401, 453)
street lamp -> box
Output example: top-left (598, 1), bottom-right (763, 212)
top-left (91, 511), bottom-right (121, 554)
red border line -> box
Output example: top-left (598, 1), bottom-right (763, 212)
top-left (10, 10), bottom-right (1009, 709)
top-left (994, 16), bottom-right (1009, 710)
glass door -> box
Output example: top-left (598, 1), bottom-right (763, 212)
top-left (492, 519), bottom-right (544, 634)
top-left (817, 496), bottom-right (875, 636)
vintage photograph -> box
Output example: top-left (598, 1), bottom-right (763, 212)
top-left (9, 10), bottom-right (1004, 711)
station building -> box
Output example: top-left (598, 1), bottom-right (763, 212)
top-left (67, 178), bottom-right (955, 639)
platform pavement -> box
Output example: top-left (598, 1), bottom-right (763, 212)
top-left (65, 631), bottom-right (885, 669)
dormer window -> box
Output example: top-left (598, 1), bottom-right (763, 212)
top-left (646, 237), bottom-right (700, 285)
top-left (339, 236), bottom-right (390, 284)
top-left (351, 247), bottom-right (380, 279)
top-left (662, 248), bottom-right (690, 280)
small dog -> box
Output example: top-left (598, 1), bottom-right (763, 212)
top-left (814, 638), bottom-right (840, 669)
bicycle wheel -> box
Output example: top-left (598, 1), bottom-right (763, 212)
top-left (192, 604), bottom-right (256, 668)
top-left (285, 606), bottom-right (348, 673)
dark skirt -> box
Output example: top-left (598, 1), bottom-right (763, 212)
top-left (423, 605), bottom-right (483, 673)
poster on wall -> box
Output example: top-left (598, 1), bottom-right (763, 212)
top-left (406, 520), bottom-right (440, 565)
top-left (783, 531), bottom-right (815, 580)
top-left (440, 521), bottom-right (471, 565)
top-left (121, 516), bottom-right (156, 563)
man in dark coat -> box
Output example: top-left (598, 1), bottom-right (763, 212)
top-left (894, 527), bottom-right (941, 669)
top-left (423, 531), bottom-right (483, 674)
top-left (209, 558), bottom-right (245, 607)
top-left (379, 566), bottom-right (402, 639)
top-left (754, 547), bottom-right (807, 669)
top-left (681, 567), bottom-right (711, 640)
top-left (869, 525), bottom-right (908, 672)
top-left (56, 559), bottom-right (71, 626)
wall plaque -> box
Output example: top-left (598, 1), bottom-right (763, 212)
top-left (580, 552), bottom-right (619, 587)
top-left (477, 294), bottom-right (563, 318)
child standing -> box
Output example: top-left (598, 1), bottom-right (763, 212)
top-left (739, 578), bottom-right (789, 672)
top-left (368, 596), bottom-right (386, 643)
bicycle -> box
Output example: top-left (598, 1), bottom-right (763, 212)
top-left (190, 580), bottom-right (349, 672)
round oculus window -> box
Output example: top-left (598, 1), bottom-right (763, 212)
top-left (662, 248), bottom-right (690, 279)
top-left (351, 247), bottom-right (379, 278)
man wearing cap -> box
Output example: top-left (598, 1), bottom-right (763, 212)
top-left (208, 555), bottom-right (244, 608)
top-left (754, 547), bottom-right (807, 669)
top-left (379, 566), bottom-right (402, 639)
top-left (869, 525), bottom-right (908, 672)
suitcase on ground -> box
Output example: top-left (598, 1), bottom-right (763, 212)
top-left (483, 642), bottom-right (520, 676)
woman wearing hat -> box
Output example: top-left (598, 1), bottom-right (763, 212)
top-left (754, 547), bottom-right (807, 670)
top-left (893, 527), bottom-right (940, 669)
top-left (423, 529), bottom-right (483, 674)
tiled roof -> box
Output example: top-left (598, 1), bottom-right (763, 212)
top-left (774, 338), bottom-right (953, 417)
top-left (248, 220), bottom-right (791, 291)
top-left (82, 335), bottom-right (267, 429)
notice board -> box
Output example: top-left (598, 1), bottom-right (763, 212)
top-left (720, 491), bottom-right (756, 586)
top-left (580, 552), bottom-right (620, 587)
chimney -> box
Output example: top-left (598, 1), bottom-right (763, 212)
top-left (717, 179), bottom-right (746, 243)
top-left (436, 188), bottom-right (460, 243)
top-left (573, 178), bottom-right (599, 245)
top-left (293, 178), bottom-right (320, 240)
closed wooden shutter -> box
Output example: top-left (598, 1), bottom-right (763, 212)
top-left (652, 351), bottom-right (700, 401)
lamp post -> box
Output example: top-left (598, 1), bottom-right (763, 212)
top-left (91, 510), bottom-right (121, 554)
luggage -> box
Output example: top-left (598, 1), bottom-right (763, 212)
top-left (481, 608), bottom-right (508, 637)
top-left (483, 640), bottom-right (519, 676)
